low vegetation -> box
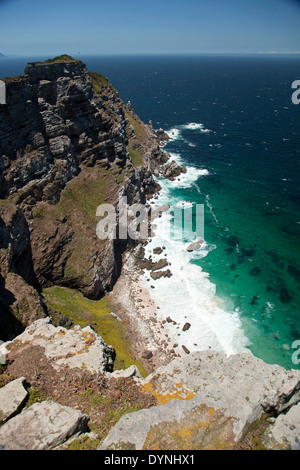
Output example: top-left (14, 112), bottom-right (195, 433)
top-left (42, 285), bottom-right (148, 376)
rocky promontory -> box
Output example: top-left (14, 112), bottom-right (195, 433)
top-left (0, 55), bottom-right (175, 338)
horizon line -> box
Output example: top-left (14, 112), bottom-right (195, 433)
top-left (2, 50), bottom-right (300, 58)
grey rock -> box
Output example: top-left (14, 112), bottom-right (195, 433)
top-left (0, 400), bottom-right (89, 450)
top-left (141, 351), bottom-right (300, 420)
top-left (100, 350), bottom-right (300, 449)
top-left (151, 204), bottom-right (170, 221)
top-left (99, 394), bottom-right (237, 450)
top-left (263, 401), bottom-right (300, 450)
top-left (159, 160), bottom-right (186, 180)
top-left (186, 239), bottom-right (204, 252)
top-left (108, 365), bottom-right (142, 380)
top-left (0, 377), bottom-right (28, 424)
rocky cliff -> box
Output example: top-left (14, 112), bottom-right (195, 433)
top-left (0, 55), bottom-right (171, 341)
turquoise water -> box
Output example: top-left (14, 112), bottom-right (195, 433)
top-left (156, 113), bottom-right (300, 369)
top-left (2, 54), bottom-right (300, 368)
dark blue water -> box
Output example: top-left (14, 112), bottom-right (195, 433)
top-left (1, 54), bottom-right (300, 368)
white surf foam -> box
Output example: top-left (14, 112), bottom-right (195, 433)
top-left (165, 127), bottom-right (182, 141)
top-left (165, 122), bottom-right (212, 142)
top-left (141, 201), bottom-right (249, 356)
top-left (181, 122), bottom-right (212, 133)
top-left (140, 154), bottom-right (250, 357)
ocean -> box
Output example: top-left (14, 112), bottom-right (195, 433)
top-left (1, 53), bottom-right (300, 369)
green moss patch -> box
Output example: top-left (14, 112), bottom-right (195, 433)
top-left (127, 146), bottom-right (144, 167)
top-left (88, 71), bottom-right (115, 95)
top-left (125, 111), bottom-right (147, 141)
top-left (42, 286), bottom-right (147, 376)
top-left (34, 54), bottom-right (82, 65)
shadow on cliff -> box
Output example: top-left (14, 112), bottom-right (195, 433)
top-left (0, 274), bottom-right (24, 341)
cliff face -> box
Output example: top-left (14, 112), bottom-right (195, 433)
top-left (0, 55), bottom-right (165, 339)
top-left (0, 58), bottom-right (125, 200)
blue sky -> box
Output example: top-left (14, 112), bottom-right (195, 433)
top-left (0, 0), bottom-right (300, 56)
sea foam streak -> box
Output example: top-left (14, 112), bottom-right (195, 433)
top-left (141, 150), bottom-right (249, 357)
top-left (165, 122), bottom-right (211, 141)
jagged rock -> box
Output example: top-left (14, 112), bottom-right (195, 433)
top-left (155, 128), bottom-right (170, 143)
top-left (159, 160), bottom-right (187, 180)
top-left (99, 350), bottom-right (300, 449)
top-left (0, 400), bottom-right (89, 450)
top-left (150, 269), bottom-right (172, 280)
top-left (0, 201), bottom-right (46, 340)
top-left (0, 377), bottom-right (28, 424)
top-left (0, 317), bottom-right (115, 374)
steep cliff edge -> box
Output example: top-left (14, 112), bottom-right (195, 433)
top-left (0, 55), bottom-right (168, 341)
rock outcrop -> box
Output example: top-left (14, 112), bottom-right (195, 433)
top-left (0, 317), bottom-right (115, 374)
top-left (0, 57), bottom-right (127, 200)
top-left (159, 160), bottom-right (187, 181)
top-left (0, 318), bottom-right (155, 449)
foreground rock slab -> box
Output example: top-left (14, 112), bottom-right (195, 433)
top-left (99, 395), bottom-right (237, 450)
top-left (0, 377), bottom-right (28, 424)
top-left (0, 401), bottom-right (89, 450)
top-left (100, 350), bottom-right (300, 450)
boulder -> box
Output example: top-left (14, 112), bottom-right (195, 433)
top-left (151, 204), bottom-right (170, 221)
top-left (151, 259), bottom-right (168, 272)
top-left (108, 365), bottom-right (142, 380)
top-left (0, 377), bottom-right (28, 424)
top-left (0, 400), bottom-right (89, 450)
top-left (155, 128), bottom-right (170, 143)
top-left (150, 271), bottom-right (163, 280)
top-left (186, 239), bottom-right (204, 252)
